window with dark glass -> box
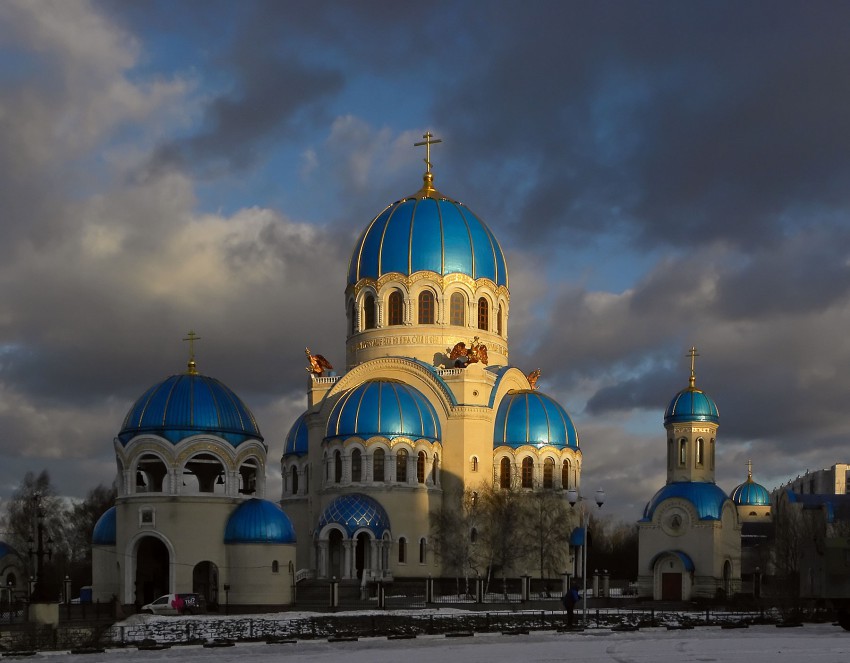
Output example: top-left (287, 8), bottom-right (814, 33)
top-left (521, 457), bottom-right (534, 488)
top-left (679, 439), bottom-right (687, 466)
top-left (351, 449), bottom-right (362, 482)
top-left (364, 294), bottom-right (376, 330)
top-left (418, 290), bottom-right (435, 324)
top-left (373, 448), bottom-right (385, 482)
top-left (334, 450), bottom-right (342, 483)
top-left (398, 537), bottom-right (407, 563)
top-left (695, 438), bottom-right (704, 467)
top-left (562, 460), bottom-right (570, 489)
top-left (450, 292), bottom-right (465, 326)
top-left (291, 466), bottom-right (298, 494)
top-left (500, 457), bottom-right (511, 489)
top-left (396, 449), bottom-right (408, 482)
top-left (543, 457), bottom-right (554, 489)
top-left (432, 453), bottom-right (439, 484)
top-left (388, 291), bottom-right (403, 326)
top-left (478, 297), bottom-right (489, 330)
top-left (497, 304), bottom-right (504, 335)
top-left (272, 560), bottom-right (279, 573)
top-left (419, 538), bottom-right (426, 564)
top-left (417, 451), bottom-right (426, 484)
top-left (471, 456), bottom-right (479, 472)
top-left (349, 301), bottom-right (356, 335)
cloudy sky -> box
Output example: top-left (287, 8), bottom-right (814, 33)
top-left (0, 0), bottom-right (848, 522)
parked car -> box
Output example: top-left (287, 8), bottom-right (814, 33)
top-left (141, 593), bottom-right (205, 615)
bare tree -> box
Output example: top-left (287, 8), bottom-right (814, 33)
top-left (522, 490), bottom-right (572, 589)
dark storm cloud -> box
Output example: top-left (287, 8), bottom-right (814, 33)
top-left (430, 2), bottom-right (850, 253)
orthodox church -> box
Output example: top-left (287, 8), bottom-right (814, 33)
top-left (280, 135), bottom-right (582, 583)
top-left (91, 136), bottom-right (584, 608)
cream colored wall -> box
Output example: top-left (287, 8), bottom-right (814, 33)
top-left (665, 422), bottom-right (719, 484)
top-left (91, 545), bottom-right (119, 602)
top-left (226, 543), bottom-right (295, 605)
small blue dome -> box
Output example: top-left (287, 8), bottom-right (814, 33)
top-left (664, 387), bottom-right (719, 425)
top-left (317, 493), bottom-right (391, 538)
top-left (326, 380), bottom-right (441, 442)
top-left (642, 482), bottom-right (732, 521)
top-left (493, 390), bottom-right (579, 450)
top-left (348, 190), bottom-right (508, 287)
top-left (224, 499), bottom-right (296, 544)
top-left (92, 506), bottom-right (117, 546)
top-left (119, 373), bottom-right (262, 447)
top-left (283, 413), bottom-right (309, 456)
top-left (731, 479), bottom-right (771, 506)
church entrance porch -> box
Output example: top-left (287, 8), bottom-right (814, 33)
top-left (134, 536), bottom-right (169, 606)
top-left (651, 550), bottom-right (694, 601)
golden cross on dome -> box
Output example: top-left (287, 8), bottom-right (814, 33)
top-left (183, 329), bottom-right (201, 375)
top-left (747, 459), bottom-right (753, 481)
top-left (414, 131), bottom-right (442, 174)
top-left (687, 346), bottom-right (699, 388)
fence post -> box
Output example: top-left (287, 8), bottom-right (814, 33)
top-left (476, 576), bottom-right (484, 603)
top-left (602, 571), bottom-right (610, 598)
top-left (377, 583), bottom-right (385, 609)
top-left (329, 580), bottom-right (339, 609)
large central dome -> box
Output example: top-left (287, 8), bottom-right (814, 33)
top-left (347, 178), bottom-right (508, 287)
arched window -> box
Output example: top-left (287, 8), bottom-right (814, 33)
top-left (398, 537), bottom-right (407, 563)
top-left (471, 456), bottom-right (479, 472)
top-left (373, 448), bottom-right (385, 482)
top-left (364, 294), bottom-right (376, 330)
top-left (500, 457), bottom-right (511, 489)
top-left (470, 527), bottom-right (478, 543)
top-left (710, 438), bottom-right (716, 470)
top-left (695, 438), bottom-right (704, 466)
top-left (417, 451), bottom-right (426, 484)
top-left (291, 465), bottom-right (299, 495)
top-left (679, 439), bottom-right (687, 466)
top-left (351, 449), bottom-right (362, 482)
top-left (450, 292), bottom-right (465, 326)
top-left (419, 537), bottom-right (426, 564)
top-left (521, 457), bottom-right (534, 488)
top-left (349, 301), bottom-right (356, 335)
top-left (272, 560), bottom-right (279, 573)
top-left (497, 304), bottom-right (504, 335)
top-left (433, 453), bottom-right (439, 484)
top-left (396, 449), bottom-right (408, 483)
top-left (388, 291), bottom-right (403, 326)
top-left (477, 297), bottom-right (489, 330)
top-left (334, 450), bottom-right (342, 483)
top-left (562, 459), bottom-right (571, 489)
top-left (418, 290), bottom-right (435, 324)
top-left (543, 457), bottom-right (555, 489)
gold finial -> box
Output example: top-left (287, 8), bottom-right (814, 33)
top-left (686, 346), bottom-right (699, 389)
top-left (747, 459), bottom-right (753, 481)
top-left (414, 131), bottom-right (442, 195)
top-left (183, 329), bottom-right (201, 375)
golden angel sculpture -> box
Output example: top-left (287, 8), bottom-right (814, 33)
top-left (305, 347), bottom-right (333, 376)
top-left (448, 335), bottom-right (489, 367)
top-left (526, 368), bottom-right (541, 390)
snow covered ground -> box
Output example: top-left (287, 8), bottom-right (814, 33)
top-left (35, 623), bottom-right (850, 662)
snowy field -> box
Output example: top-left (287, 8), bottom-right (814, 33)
top-left (33, 623), bottom-right (850, 662)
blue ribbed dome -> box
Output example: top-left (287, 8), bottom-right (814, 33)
top-left (119, 373), bottom-right (262, 446)
top-left (731, 479), bottom-right (771, 506)
top-left (317, 494), bottom-right (391, 538)
top-left (664, 387), bottom-right (719, 425)
top-left (493, 390), bottom-right (579, 450)
top-left (347, 191), bottom-right (508, 287)
top-left (283, 412), bottom-right (309, 456)
top-left (224, 499), bottom-right (296, 544)
top-left (642, 482), bottom-right (732, 521)
top-left (92, 506), bottom-right (116, 546)
top-left (326, 380), bottom-right (441, 442)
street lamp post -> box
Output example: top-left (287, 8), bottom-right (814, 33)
top-left (567, 487), bottom-right (605, 625)
top-left (27, 503), bottom-right (54, 602)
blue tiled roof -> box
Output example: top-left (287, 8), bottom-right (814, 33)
top-left (731, 479), bottom-right (770, 506)
top-left (0, 541), bottom-right (20, 559)
top-left (119, 373), bottom-right (262, 447)
top-left (664, 387), bottom-right (719, 425)
top-left (347, 194), bottom-right (508, 287)
top-left (649, 550), bottom-right (695, 572)
top-left (642, 482), bottom-right (732, 521)
top-left (224, 499), bottom-right (296, 544)
top-left (283, 412), bottom-right (309, 456)
top-left (493, 390), bottom-right (579, 450)
top-left (317, 493), bottom-right (391, 538)
top-left (326, 379), bottom-right (441, 442)
top-left (92, 506), bottom-right (117, 546)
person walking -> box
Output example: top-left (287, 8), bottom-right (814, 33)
top-left (561, 583), bottom-right (580, 627)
